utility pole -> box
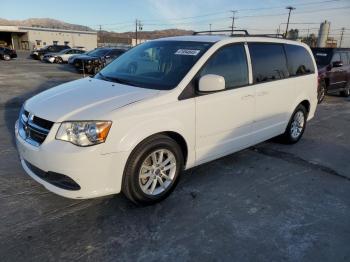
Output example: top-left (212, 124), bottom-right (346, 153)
top-left (99, 25), bottom-right (103, 46)
top-left (230, 10), bottom-right (237, 35)
top-left (135, 19), bottom-right (138, 46)
top-left (135, 19), bottom-right (143, 46)
top-left (339, 27), bottom-right (345, 47)
top-left (285, 6), bottom-right (296, 38)
top-left (209, 24), bottom-right (212, 34)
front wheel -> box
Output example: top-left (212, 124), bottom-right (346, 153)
top-left (279, 104), bottom-right (307, 144)
top-left (56, 57), bottom-right (63, 64)
top-left (122, 135), bottom-right (184, 205)
top-left (3, 54), bottom-right (11, 61)
top-left (317, 81), bottom-right (326, 104)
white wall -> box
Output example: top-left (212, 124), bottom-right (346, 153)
top-left (25, 28), bottom-right (97, 51)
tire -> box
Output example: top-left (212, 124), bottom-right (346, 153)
top-left (317, 81), bottom-right (327, 104)
top-left (56, 57), bottom-right (63, 64)
top-left (3, 54), bottom-right (11, 61)
top-left (340, 82), bottom-right (350, 97)
top-left (92, 65), bottom-right (101, 75)
top-left (39, 54), bottom-right (44, 61)
top-left (279, 104), bottom-right (307, 144)
top-left (122, 134), bottom-right (184, 205)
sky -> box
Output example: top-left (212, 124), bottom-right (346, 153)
top-left (2, 0), bottom-right (350, 46)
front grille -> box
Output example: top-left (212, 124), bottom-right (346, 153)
top-left (24, 160), bottom-right (81, 191)
top-left (18, 109), bottom-right (54, 146)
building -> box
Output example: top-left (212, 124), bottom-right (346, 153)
top-left (0, 26), bottom-right (97, 51)
top-left (98, 32), bottom-right (148, 48)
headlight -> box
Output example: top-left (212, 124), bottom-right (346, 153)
top-left (56, 121), bottom-right (112, 146)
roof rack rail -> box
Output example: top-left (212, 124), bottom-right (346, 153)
top-left (193, 30), bottom-right (249, 36)
top-left (249, 34), bottom-right (284, 38)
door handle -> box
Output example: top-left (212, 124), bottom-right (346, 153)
top-left (257, 91), bottom-right (269, 96)
top-left (241, 94), bottom-right (254, 100)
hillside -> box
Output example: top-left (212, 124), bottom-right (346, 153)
top-left (0, 18), bottom-right (92, 31)
top-left (102, 29), bottom-right (194, 40)
top-left (0, 18), bottom-right (194, 40)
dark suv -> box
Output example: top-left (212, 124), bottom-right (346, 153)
top-left (0, 47), bottom-right (17, 60)
top-left (70, 48), bottom-right (126, 74)
top-left (312, 48), bottom-right (350, 103)
top-left (31, 45), bottom-right (71, 60)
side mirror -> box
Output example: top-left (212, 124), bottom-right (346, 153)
top-left (332, 61), bottom-right (343, 68)
top-left (198, 74), bottom-right (225, 92)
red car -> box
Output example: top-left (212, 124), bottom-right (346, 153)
top-left (312, 48), bottom-right (350, 103)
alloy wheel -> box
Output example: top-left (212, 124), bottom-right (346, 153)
top-left (290, 111), bottom-right (305, 139)
top-left (138, 149), bottom-right (176, 196)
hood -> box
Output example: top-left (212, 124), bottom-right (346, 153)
top-left (75, 54), bottom-right (100, 60)
top-left (25, 78), bottom-right (159, 122)
top-left (317, 64), bottom-right (328, 75)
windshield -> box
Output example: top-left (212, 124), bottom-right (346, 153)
top-left (95, 41), bottom-right (212, 90)
top-left (88, 49), bottom-right (110, 57)
top-left (312, 49), bottom-right (332, 66)
top-left (58, 49), bottom-right (70, 54)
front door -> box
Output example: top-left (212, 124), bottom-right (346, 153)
top-left (328, 52), bottom-right (347, 90)
top-left (195, 43), bottom-right (254, 164)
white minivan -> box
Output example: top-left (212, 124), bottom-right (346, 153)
top-left (15, 33), bottom-right (318, 204)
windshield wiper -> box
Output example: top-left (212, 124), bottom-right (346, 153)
top-left (98, 73), bottom-right (139, 87)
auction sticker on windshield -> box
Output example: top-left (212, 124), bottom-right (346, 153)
top-left (175, 49), bottom-right (201, 56)
top-left (316, 53), bottom-right (328, 56)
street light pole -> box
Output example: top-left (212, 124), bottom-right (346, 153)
top-left (285, 6), bottom-right (296, 38)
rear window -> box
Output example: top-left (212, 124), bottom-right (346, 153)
top-left (248, 43), bottom-right (289, 83)
top-left (311, 49), bottom-right (332, 66)
top-left (284, 44), bottom-right (315, 76)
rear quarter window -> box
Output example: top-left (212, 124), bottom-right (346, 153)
top-left (248, 43), bottom-right (289, 84)
top-left (284, 44), bottom-right (315, 76)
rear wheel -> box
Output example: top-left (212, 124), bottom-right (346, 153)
top-left (122, 135), bottom-right (184, 205)
top-left (279, 104), bottom-right (307, 144)
top-left (340, 82), bottom-right (350, 97)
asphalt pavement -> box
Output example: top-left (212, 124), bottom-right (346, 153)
top-left (0, 52), bottom-right (349, 262)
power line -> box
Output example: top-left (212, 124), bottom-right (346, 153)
top-left (86, 0), bottom-right (344, 27)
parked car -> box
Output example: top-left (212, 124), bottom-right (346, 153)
top-left (71, 48), bottom-right (126, 74)
top-left (311, 48), bottom-right (350, 103)
top-left (43, 48), bottom-right (86, 63)
top-left (31, 45), bottom-right (71, 60)
top-left (16, 34), bottom-right (318, 205)
top-left (0, 47), bottom-right (17, 60)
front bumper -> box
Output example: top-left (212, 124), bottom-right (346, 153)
top-left (44, 57), bottom-right (55, 63)
top-left (15, 121), bottom-right (129, 199)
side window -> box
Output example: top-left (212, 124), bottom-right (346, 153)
top-left (331, 52), bottom-right (341, 63)
top-left (284, 44), bottom-right (315, 76)
top-left (199, 44), bottom-right (248, 90)
top-left (249, 43), bottom-right (289, 83)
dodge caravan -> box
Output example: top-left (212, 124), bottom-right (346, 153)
top-left (16, 33), bottom-right (318, 205)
